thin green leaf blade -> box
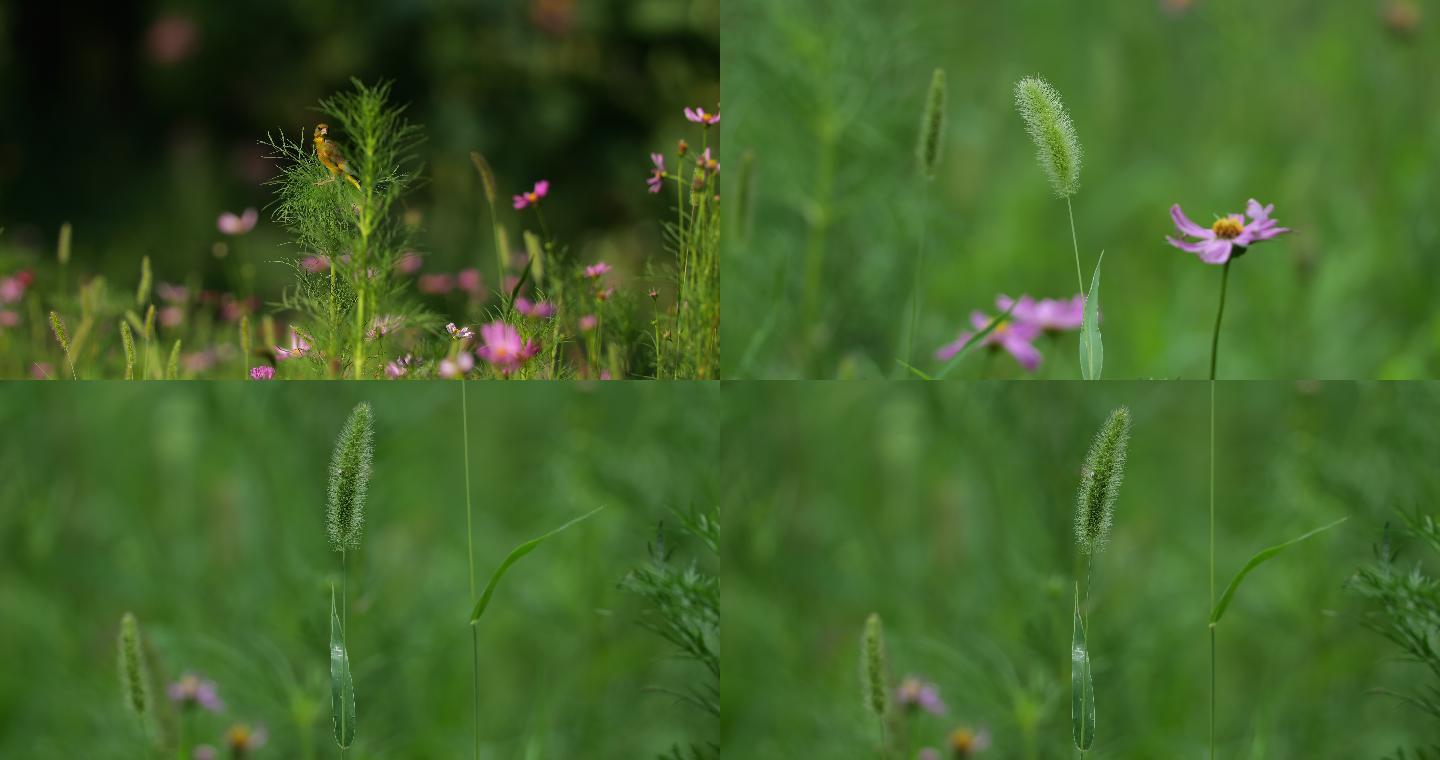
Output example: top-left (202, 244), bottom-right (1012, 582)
top-left (1071, 584), bottom-right (1096, 750)
top-left (894, 359), bottom-right (934, 380)
top-left (1210, 517), bottom-right (1348, 625)
top-left (935, 301), bottom-right (1018, 380)
top-left (329, 586), bottom-right (356, 748)
top-left (470, 506), bottom-right (605, 624)
top-left (1079, 250), bottom-right (1104, 380)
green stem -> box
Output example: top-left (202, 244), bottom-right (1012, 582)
top-left (461, 383), bottom-right (480, 760)
top-left (1209, 260), bottom-right (1232, 380)
top-left (1065, 196), bottom-right (1084, 297)
top-left (801, 124), bottom-right (838, 372)
top-left (1208, 379), bottom-right (1217, 759)
top-left (906, 183), bottom-right (931, 371)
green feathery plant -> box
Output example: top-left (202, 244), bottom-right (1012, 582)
top-left (903, 68), bottom-right (946, 373)
top-left (325, 402), bottom-right (373, 755)
top-left (1350, 511), bottom-right (1440, 753)
top-left (264, 80), bottom-right (426, 379)
top-left (655, 119), bottom-right (721, 379)
top-left (117, 611), bottom-right (156, 750)
top-left (1014, 76), bottom-right (1103, 379)
top-left (1071, 406), bottom-right (1129, 756)
top-left (861, 612), bottom-right (892, 758)
top-left (621, 509), bottom-right (720, 759)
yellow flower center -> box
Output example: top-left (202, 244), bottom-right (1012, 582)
top-left (950, 728), bottom-right (977, 751)
top-left (1211, 216), bottom-right (1245, 239)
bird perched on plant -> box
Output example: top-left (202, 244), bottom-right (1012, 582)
top-left (313, 123), bottom-right (361, 190)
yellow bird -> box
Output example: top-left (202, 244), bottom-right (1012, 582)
top-left (313, 123), bottom-right (361, 190)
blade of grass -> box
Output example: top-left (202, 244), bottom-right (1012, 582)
top-left (1079, 250), bottom-right (1104, 380)
top-left (933, 302), bottom-right (1018, 380)
top-left (1209, 517), bottom-right (1348, 625)
top-left (469, 506), bottom-right (605, 624)
top-left (330, 586), bottom-right (356, 749)
top-left (1071, 584), bottom-right (1096, 751)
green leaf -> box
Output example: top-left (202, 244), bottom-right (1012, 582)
top-left (934, 301), bottom-right (1018, 380)
top-left (1071, 584), bottom-right (1096, 750)
top-left (1078, 250), bottom-right (1104, 381)
top-left (1210, 517), bottom-right (1348, 625)
top-left (894, 359), bottom-right (933, 380)
top-left (470, 506), bottom-right (605, 624)
top-left (329, 586), bottom-right (356, 749)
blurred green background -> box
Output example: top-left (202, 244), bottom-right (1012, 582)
top-left (723, 381), bottom-right (1438, 757)
top-left (722, 0), bottom-right (1440, 379)
top-left (0, 0), bottom-right (717, 305)
top-left (0, 381), bottom-right (718, 758)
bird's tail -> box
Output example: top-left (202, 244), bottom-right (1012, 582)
top-left (345, 175), bottom-right (361, 190)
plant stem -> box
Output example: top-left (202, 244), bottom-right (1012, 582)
top-left (1209, 260), bottom-right (1231, 381)
top-left (801, 123), bottom-right (838, 373)
top-left (906, 183), bottom-right (931, 371)
top-left (461, 382), bottom-right (480, 760)
top-left (1065, 196), bottom-right (1084, 297)
top-left (1208, 379), bottom-right (1217, 760)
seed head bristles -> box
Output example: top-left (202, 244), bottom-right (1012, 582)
top-left (468, 151), bottom-right (498, 205)
top-left (1014, 76), bottom-right (1083, 198)
top-left (326, 402), bottom-right (374, 552)
top-left (117, 612), bottom-right (150, 718)
top-left (1075, 406), bottom-right (1131, 555)
top-left (861, 612), bottom-right (890, 719)
top-left (120, 322), bottom-right (136, 379)
top-left (916, 68), bottom-right (947, 180)
top-left (135, 255), bottom-right (152, 307)
top-left (48, 311), bottom-right (75, 379)
top-left (57, 222), bottom-right (72, 265)
top-left (166, 339), bottom-right (181, 379)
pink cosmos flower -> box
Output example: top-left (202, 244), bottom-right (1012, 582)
top-left (1165, 199), bottom-right (1290, 265)
top-left (514, 297), bottom-right (556, 319)
top-left (1, 271), bottom-right (33, 303)
top-left (647, 153), bottom-right (666, 193)
top-left (250, 366), bottom-right (275, 380)
top-left (439, 352), bottom-right (475, 378)
top-left (367, 314), bottom-right (403, 341)
top-left (996, 294), bottom-right (1084, 332)
top-left (947, 726), bottom-right (992, 757)
top-left (457, 268), bottom-right (484, 295)
top-left (596, 287), bottom-right (614, 302)
top-left (385, 354), bottom-right (415, 379)
top-left (446, 322), bottom-right (475, 341)
top-left (395, 251), bottom-right (423, 274)
top-left (684, 107), bottom-right (720, 125)
top-left (301, 255), bottom-right (330, 273)
top-left (217, 208), bottom-right (258, 236)
top-left (578, 314), bottom-right (598, 332)
top-left (935, 311), bottom-right (1042, 372)
top-left (584, 262), bottom-right (611, 279)
top-left (0, 310), bottom-right (19, 328)
top-left (224, 724), bottom-right (267, 755)
top-left (418, 273), bottom-right (456, 295)
top-left (159, 306), bottom-right (185, 329)
top-left (168, 673), bottom-right (224, 713)
top-left (697, 147), bottom-right (719, 175)
top-left (275, 330), bottom-right (310, 361)
top-left (156, 282), bottom-right (189, 304)
top-left (512, 180), bottom-right (550, 210)
top-left (896, 676), bottom-right (947, 716)
top-left (475, 321), bottom-right (540, 374)
top-left (194, 745), bottom-right (217, 760)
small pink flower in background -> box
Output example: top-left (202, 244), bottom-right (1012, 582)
top-left (419, 273), bottom-right (456, 295)
top-left (919, 750), bottom-right (941, 760)
top-left (386, 355), bottom-right (416, 379)
top-left (1165, 199), bottom-right (1290, 265)
top-left (997, 294), bottom-right (1084, 332)
top-left (156, 282), bottom-right (190, 304)
top-left (697, 147), bottom-right (719, 175)
top-left (217, 208), bottom-right (258, 236)
top-left (159, 306), bottom-right (186, 329)
top-left (596, 287), bottom-right (614, 302)
top-left (684, 106), bottom-right (720, 125)
top-left (0, 310), bottom-right (19, 328)
top-left (367, 314), bottom-right (403, 341)
top-left (599, 369), bottom-right (613, 380)
top-left (896, 676), bottom-right (947, 715)
top-left (249, 366), bottom-right (275, 380)
top-left (1, 271), bottom-right (33, 303)
top-left (514, 297), bottom-right (556, 319)
top-left (503, 275), bottom-right (520, 294)
top-left (275, 331), bottom-right (310, 361)
top-left (183, 349), bottom-right (221, 374)
top-left (224, 723), bottom-right (267, 755)
top-left (935, 311), bottom-right (1043, 372)
top-left (457, 268), bottom-right (484, 296)
top-left (193, 746), bottom-right (217, 760)
top-left (578, 314), bottom-right (598, 332)
top-left (395, 251), bottom-right (423, 274)
top-left (145, 14), bottom-right (198, 65)
top-left (475, 321), bottom-right (541, 374)
top-left (439, 352), bottom-right (475, 378)
top-left (584, 262), bottom-right (611, 279)
top-left (512, 180), bottom-right (550, 210)
top-left (301, 255), bottom-right (330, 273)
top-left (31, 362), bottom-right (54, 379)
top-left (168, 673), bottom-right (224, 713)
top-left (647, 153), bottom-right (666, 193)
top-left (947, 726), bottom-right (992, 758)
top-left (446, 322), bottom-right (475, 340)
top-left (218, 295), bottom-right (257, 323)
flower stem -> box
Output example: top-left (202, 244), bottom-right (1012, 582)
top-left (906, 184), bottom-right (932, 372)
top-left (1208, 379), bottom-right (1217, 759)
top-left (1065, 196), bottom-right (1084, 297)
top-left (1209, 260), bottom-right (1231, 381)
top-left (461, 382), bottom-right (480, 760)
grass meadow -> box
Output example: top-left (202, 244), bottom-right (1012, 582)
top-left (0, 381), bottom-right (718, 758)
top-left (722, 381), bottom-right (1440, 757)
top-left (721, 0), bottom-right (1440, 379)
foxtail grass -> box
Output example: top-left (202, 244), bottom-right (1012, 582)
top-left (905, 68), bottom-right (946, 371)
top-left (861, 612), bottom-right (891, 758)
top-left (48, 311), bottom-right (74, 379)
top-left (117, 612), bottom-right (154, 749)
top-left (119, 322), bottom-right (136, 379)
top-left (326, 402), bottom-right (373, 755)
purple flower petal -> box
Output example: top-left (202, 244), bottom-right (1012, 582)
top-left (1169, 204), bottom-right (1212, 239)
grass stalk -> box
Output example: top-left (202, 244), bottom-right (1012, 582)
top-left (460, 382), bottom-right (481, 760)
top-left (1208, 380), bottom-right (1216, 759)
top-left (1209, 260), bottom-right (1231, 380)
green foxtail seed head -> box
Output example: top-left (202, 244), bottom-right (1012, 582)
top-left (861, 613), bottom-right (889, 719)
top-left (166, 339), bottom-right (181, 379)
top-left (117, 612), bottom-right (150, 718)
top-left (327, 402), bottom-right (374, 552)
top-left (57, 222), bottom-right (72, 265)
top-left (1014, 76), bottom-right (1083, 198)
top-left (48, 311), bottom-right (70, 352)
top-left (136, 255), bottom-right (152, 307)
top-left (120, 322), bottom-right (136, 379)
top-left (916, 68), bottom-right (947, 180)
top-left (469, 151), bottom-right (498, 205)
top-left (1075, 406), bottom-right (1131, 555)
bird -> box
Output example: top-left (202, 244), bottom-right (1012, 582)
top-left (313, 123), bottom-right (361, 190)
